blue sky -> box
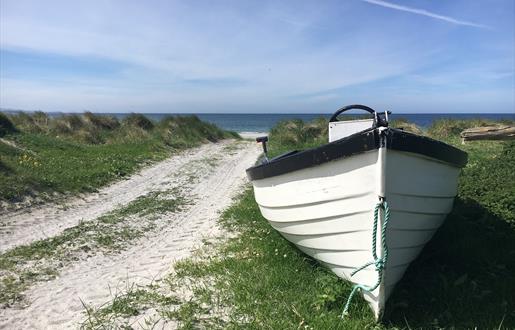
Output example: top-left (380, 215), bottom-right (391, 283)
top-left (0, 0), bottom-right (513, 113)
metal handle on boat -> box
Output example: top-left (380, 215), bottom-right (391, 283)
top-left (329, 104), bottom-right (377, 122)
top-left (329, 104), bottom-right (390, 127)
top-left (256, 136), bottom-right (269, 163)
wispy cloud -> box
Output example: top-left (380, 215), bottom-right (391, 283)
top-left (0, 0), bottom-right (512, 113)
top-left (361, 0), bottom-right (491, 29)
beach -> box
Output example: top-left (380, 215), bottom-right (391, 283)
top-left (0, 112), bottom-right (514, 328)
top-left (0, 138), bottom-right (260, 328)
top-left (1, 0), bottom-right (513, 326)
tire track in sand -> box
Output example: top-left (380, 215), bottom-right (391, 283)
top-left (0, 142), bottom-right (230, 254)
top-left (0, 140), bottom-right (260, 329)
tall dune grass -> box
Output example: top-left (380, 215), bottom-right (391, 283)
top-left (0, 111), bottom-right (238, 203)
top-left (0, 113), bottom-right (18, 137)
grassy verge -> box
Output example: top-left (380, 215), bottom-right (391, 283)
top-left (79, 187), bottom-right (375, 329)
top-left (171, 189), bottom-right (379, 329)
top-left (0, 112), bottom-right (238, 203)
top-left (81, 281), bottom-right (180, 329)
top-left (78, 118), bottom-right (514, 328)
top-left (0, 188), bottom-right (189, 307)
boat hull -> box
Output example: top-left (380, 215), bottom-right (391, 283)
top-left (249, 132), bottom-right (463, 318)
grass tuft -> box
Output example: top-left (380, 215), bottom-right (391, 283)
top-left (81, 282), bottom-right (179, 329)
top-left (84, 111), bottom-right (120, 130)
top-left (0, 111), bottom-right (237, 203)
top-left (123, 113), bottom-right (155, 131)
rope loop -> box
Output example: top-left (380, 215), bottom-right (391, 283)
top-left (342, 200), bottom-right (390, 317)
top-left (374, 259), bottom-right (385, 271)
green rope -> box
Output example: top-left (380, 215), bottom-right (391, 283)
top-left (341, 200), bottom-right (390, 317)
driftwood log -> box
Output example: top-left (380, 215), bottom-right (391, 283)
top-left (461, 125), bottom-right (515, 143)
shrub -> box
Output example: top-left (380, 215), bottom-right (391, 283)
top-left (123, 114), bottom-right (154, 131)
top-left (84, 112), bottom-right (120, 130)
top-left (158, 115), bottom-right (227, 148)
top-left (75, 128), bottom-right (104, 144)
top-left (224, 130), bottom-right (241, 139)
top-left (269, 118), bottom-right (327, 151)
top-left (270, 119), bottom-right (303, 145)
top-left (0, 113), bottom-right (18, 137)
top-left (390, 118), bottom-right (423, 135)
top-left (32, 111), bottom-right (49, 127)
top-left (62, 114), bottom-right (85, 130)
top-left (50, 120), bottom-right (72, 134)
top-left (8, 112), bottom-right (42, 133)
top-left (106, 126), bottom-right (150, 144)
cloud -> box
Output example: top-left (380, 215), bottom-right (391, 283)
top-left (361, 0), bottom-right (491, 29)
top-left (0, 1), bottom-right (431, 109)
top-left (0, 0), bottom-right (512, 113)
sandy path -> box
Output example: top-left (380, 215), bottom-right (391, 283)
top-left (0, 142), bottom-right (228, 253)
top-left (0, 140), bottom-right (260, 329)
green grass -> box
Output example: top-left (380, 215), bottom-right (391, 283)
top-left (384, 141), bottom-right (515, 328)
top-left (77, 118), bottom-right (515, 328)
top-left (81, 281), bottom-right (180, 329)
top-left (0, 188), bottom-right (189, 307)
top-left (0, 112), bottom-right (239, 203)
top-left (170, 119), bottom-right (515, 328)
top-left (78, 188), bottom-right (377, 329)
top-left (169, 189), bottom-right (379, 329)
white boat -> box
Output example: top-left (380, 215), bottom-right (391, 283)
top-left (246, 105), bottom-right (468, 320)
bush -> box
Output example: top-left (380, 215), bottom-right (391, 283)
top-left (0, 113), bottom-right (18, 137)
top-left (269, 118), bottom-right (327, 154)
top-left (8, 112), bottom-right (42, 133)
top-left (62, 114), bottom-right (84, 130)
top-left (32, 111), bottom-right (49, 127)
top-left (106, 126), bottom-right (150, 144)
top-left (50, 120), bottom-right (72, 134)
top-left (390, 118), bottom-right (423, 135)
top-left (123, 114), bottom-right (154, 131)
top-left (158, 115), bottom-right (227, 148)
top-left (84, 112), bottom-right (120, 130)
top-left (224, 130), bottom-right (241, 139)
top-left (75, 128), bottom-right (104, 144)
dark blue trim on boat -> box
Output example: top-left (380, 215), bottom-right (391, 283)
top-left (246, 128), bottom-right (468, 181)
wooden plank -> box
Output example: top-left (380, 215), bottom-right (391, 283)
top-left (461, 125), bottom-right (515, 143)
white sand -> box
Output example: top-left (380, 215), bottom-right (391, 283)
top-left (238, 131), bottom-right (268, 140)
top-left (0, 140), bottom-right (261, 329)
top-left (1, 141), bottom-right (228, 253)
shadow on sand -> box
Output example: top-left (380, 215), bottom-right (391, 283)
top-left (385, 197), bottom-right (515, 328)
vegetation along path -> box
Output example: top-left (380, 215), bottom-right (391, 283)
top-left (1, 141), bottom-right (229, 253)
top-left (0, 139), bottom-right (260, 329)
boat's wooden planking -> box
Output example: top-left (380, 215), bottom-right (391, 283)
top-left (253, 151), bottom-right (378, 208)
top-left (251, 146), bottom-right (462, 319)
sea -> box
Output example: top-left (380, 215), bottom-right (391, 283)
top-left (112, 113), bottom-right (514, 133)
top-left (4, 109), bottom-right (515, 133)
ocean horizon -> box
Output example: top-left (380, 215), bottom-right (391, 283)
top-left (2, 110), bottom-right (514, 133)
top-left (79, 112), bottom-right (515, 132)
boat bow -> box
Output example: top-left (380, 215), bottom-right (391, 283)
top-left (246, 105), bottom-right (467, 320)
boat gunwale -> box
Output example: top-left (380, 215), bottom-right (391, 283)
top-left (246, 127), bottom-right (468, 181)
